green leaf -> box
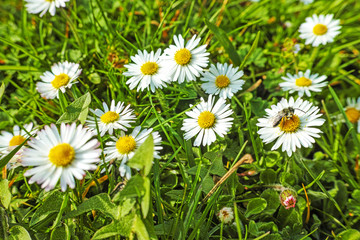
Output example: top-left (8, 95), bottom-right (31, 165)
top-left (57, 92), bottom-right (91, 124)
top-left (204, 19), bottom-right (241, 66)
top-left (112, 175), bottom-right (146, 202)
top-left (206, 152), bottom-right (227, 176)
top-left (50, 224), bottom-right (70, 240)
top-left (260, 189), bottom-right (280, 215)
top-left (65, 193), bottom-right (119, 220)
top-left (141, 177), bottom-right (151, 219)
top-left (133, 214), bottom-right (150, 240)
top-left (0, 82), bottom-right (4, 104)
top-left (245, 198), bottom-right (267, 218)
top-left (265, 151), bottom-right (282, 168)
top-left (337, 229), bottom-right (360, 239)
top-left (128, 134), bottom-right (154, 176)
top-left (239, 31), bottom-right (260, 69)
top-left (0, 136), bottom-right (29, 170)
top-left (0, 180), bottom-right (11, 209)
top-left (8, 225), bottom-right (31, 240)
top-left (92, 212), bottom-right (135, 239)
top-left (30, 191), bottom-right (64, 227)
top-left (260, 169), bottom-right (277, 184)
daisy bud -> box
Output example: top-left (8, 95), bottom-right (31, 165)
top-left (279, 189), bottom-right (297, 210)
top-left (217, 207), bottom-right (234, 224)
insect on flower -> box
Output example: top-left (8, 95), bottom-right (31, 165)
top-left (271, 107), bottom-right (305, 128)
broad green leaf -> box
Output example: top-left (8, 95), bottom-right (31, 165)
top-left (260, 169), bottom-right (277, 184)
top-left (206, 152), bottom-right (227, 176)
top-left (277, 207), bottom-right (302, 229)
top-left (245, 198), bottom-right (267, 218)
top-left (112, 175), bottom-right (145, 202)
top-left (204, 19), bottom-right (241, 66)
top-left (260, 189), bottom-right (280, 215)
top-left (141, 177), bottom-right (151, 218)
top-left (50, 224), bottom-right (70, 240)
top-left (128, 134), bottom-right (154, 176)
top-left (30, 191), bottom-right (64, 227)
top-left (0, 180), bottom-right (11, 209)
top-left (0, 136), bottom-right (29, 170)
top-left (57, 92), bottom-right (91, 124)
top-left (92, 212), bottom-right (135, 239)
top-left (337, 229), bottom-right (360, 239)
top-left (133, 214), bottom-right (150, 240)
top-left (0, 82), bottom-right (4, 104)
top-left (8, 225), bottom-right (31, 240)
top-left (65, 193), bottom-right (119, 220)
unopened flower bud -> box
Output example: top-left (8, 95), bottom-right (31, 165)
top-left (279, 189), bottom-right (297, 210)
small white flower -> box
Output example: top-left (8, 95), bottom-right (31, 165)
top-left (104, 126), bottom-right (162, 179)
top-left (25, 0), bottom-right (69, 17)
top-left (36, 61), bottom-right (82, 99)
top-left (181, 95), bottom-right (233, 146)
top-left (217, 207), bottom-right (234, 224)
top-left (299, 14), bottom-right (341, 47)
top-left (344, 97), bottom-right (360, 133)
top-left (86, 100), bottom-right (136, 137)
top-left (257, 97), bottom-right (325, 157)
top-left (123, 49), bottom-right (171, 92)
top-left (0, 123), bottom-right (36, 169)
top-left (280, 70), bottom-right (327, 97)
top-left (22, 123), bottom-right (101, 191)
top-left (293, 44), bottom-right (301, 54)
top-left (201, 63), bottom-right (245, 99)
top-left (162, 34), bottom-right (209, 84)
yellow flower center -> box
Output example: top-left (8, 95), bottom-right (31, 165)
top-left (48, 143), bottom-right (75, 167)
top-left (198, 111), bottom-right (216, 129)
top-left (140, 62), bottom-right (159, 75)
top-left (9, 135), bottom-right (26, 147)
top-left (345, 107), bottom-right (360, 123)
top-left (116, 135), bottom-right (137, 154)
top-left (174, 48), bottom-right (192, 66)
top-left (279, 115), bottom-right (301, 133)
top-left (100, 111), bottom-right (119, 124)
top-left (295, 76), bottom-right (312, 87)
top-left (215, 75), bottom-right (230, 89)
top-left (313, 24), bottom-right (328, 36)
top-left (51, 73), bottom-right (70, 89)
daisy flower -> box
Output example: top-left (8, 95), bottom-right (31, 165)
top-left (86, 100), bottom-right (136, 137)
top-left (22, 123), bottom-right (101, 191)
top-left (36, 61), bottom-right (82, 99)
top-left (25, 0), bottom-right (69, 17)
top-left (201, 63), bottom-right (245, 99)
top-left (123, 49), bottom-right (171, 92)
top-left (280, 70), bottom-right (327, 97)
top-left (344, 97), bottom-right (360, 133)
top-left (299, 14), bottom-right (341, 47)
top-left (0, 123), bottom-right (36, 169)
top-left (162, 34), bottom-right (209, 84)
top-left (257, 97), bottom-right (325, 157)
top-left (181, 95), bottom-right (234, 146)
top-left (104, 126), bottom-right (162, 179)
top-left (217, 207), bottom-right (234, 224)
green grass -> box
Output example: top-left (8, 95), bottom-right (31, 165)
top-left (1, 0), bottom-right (360, 239)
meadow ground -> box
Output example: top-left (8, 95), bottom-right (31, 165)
top-left (1, 0), bottom-right (360, 239)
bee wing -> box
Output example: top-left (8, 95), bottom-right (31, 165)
top-left (269, 115), bottom-right (283, 127)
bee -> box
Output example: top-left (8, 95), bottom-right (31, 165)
top-left (271, 107), bottom-right (302, 127)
